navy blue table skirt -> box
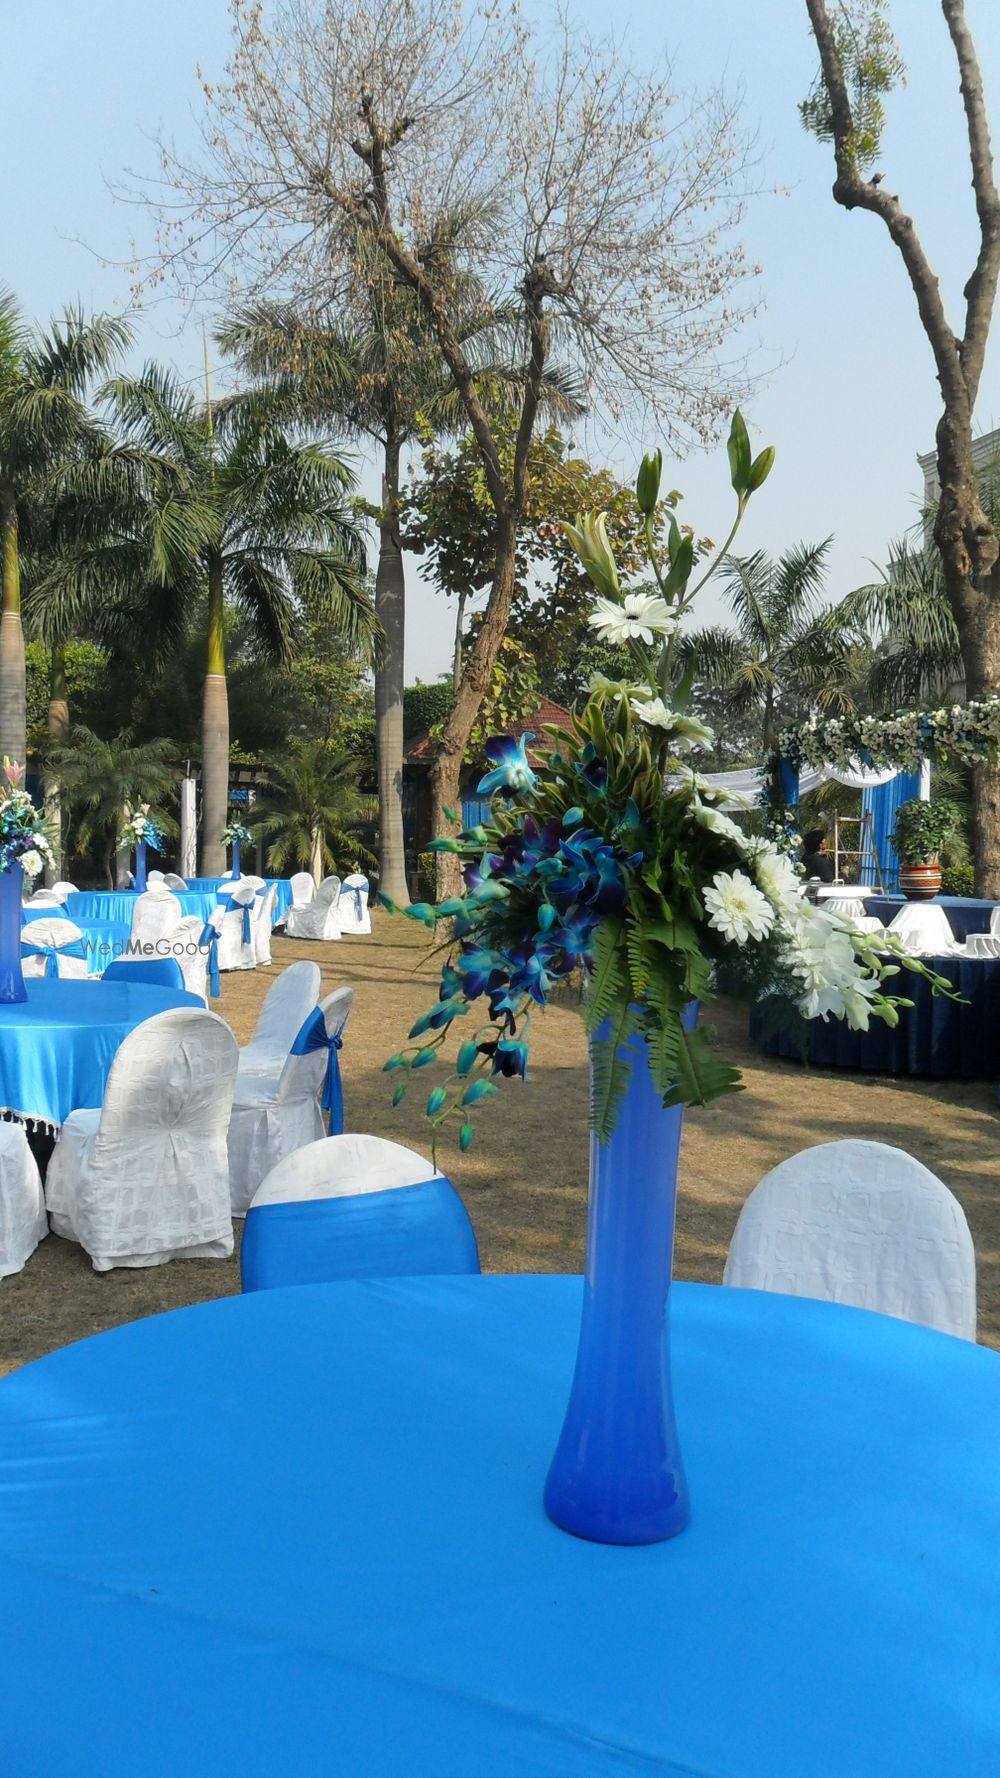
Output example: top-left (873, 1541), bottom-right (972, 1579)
top-left (866, 895), bottom-right (996, 943)
top-left (751, 954), bottom-right (1000, 1077)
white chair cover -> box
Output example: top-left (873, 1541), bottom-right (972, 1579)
top-left (284, 875), bottom-right (342, 941)
top-left (130, 889), bottom-right (183, 947)
top-left (886, 901), bottom-right (959, 956)
top-left (253, 884), bottom-right (278, 966)
top-left (338, 873), bottom-right (371, 936)
top-left (50, 881), bottom-right (79, 898)
top-left (0, 1123), bottom-right (47, 1279)
top-left (289, 872), bottom-right (315, 910)
top-left (21, 917), bottom-right (89, 980)
top-left (723, 1138), bottom-right (977, 1341)
top-left (212, 881), bottom-right (258, 972)
top-left (237, 874), bottom-right (267, 891)
top-left (172, 913), bottom-right (211, 1002)
top-left (147, 870), bottom-right (166, 886)
top-left (236, 962), bottom-right (322, 1101)
top-left (45, 1008), bottom-right (238, 1272)
top-left (228, 985), bottom-right (354, 1214)
top-left (26, 890), bottom-right (63, 907)
top-left (163, 872), bottom-right (188, 890)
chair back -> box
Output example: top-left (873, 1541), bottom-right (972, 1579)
top-left (103, 957), bottom-right (186, 992)
top-left (238, 874), bottom-right (267, 892)
top-left (130, 889), bottom-right (183, 946)
top-left (248, 961), bottom-right (321, 1060)
top-left (21, 916), bottom-right (88, 978)
top-left (254, 883), bottom-right (278, 965)
top-left (147, 870), bottom-right (166, 885)
top-left (723, 1138), bottom-right (976, 1340)
top-left (50, 881), bottom-right (79, 898)
top-left (242, 1134), bottom-right (480, 1291)
top-left (26, 889), bottom-right (63, 907)
top-left (277, 985), bottom-right (354, 1107)
top-left (290, 871), bottom-right (315, 908)
top-left (163, 872), bottom-right (188, 890)
top-left (316, 874), bottom-right (342, 907)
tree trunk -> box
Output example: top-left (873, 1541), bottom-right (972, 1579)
top-left (374, 432), bottom-right (410, 907)
top-left (200, 555), bottom-right (230, 877)
top-left (44, 639), bottom-right (69, 883)
top-left (429, 514), bottom-right (519, 897)
top-left (310, 824), bottom-right (324, 887)
top-left (452, 589), bottom-right (468, 692)
top-left (0, 489), bottom-right (26, 767)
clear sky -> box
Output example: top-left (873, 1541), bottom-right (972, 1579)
top-left (6, 0), bottom-right (1000, 680)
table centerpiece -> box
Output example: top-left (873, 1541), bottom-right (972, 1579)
top-left (222, 818), bottom-right (253, 880)
top-left (121, 803), bottom-right (165, 894)
top-left (382, 417), bottom-right (951, 1546)
top-left (0, 760), bottom-right (56, 1004)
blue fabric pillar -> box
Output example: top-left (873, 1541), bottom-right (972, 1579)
top-left (778, 759), bottom-right (800, 806)
top-left (861, 772), bottom-right (922, 889)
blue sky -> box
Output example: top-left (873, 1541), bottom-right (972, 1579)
top-left (6, 0), bottom-right (1000, 679)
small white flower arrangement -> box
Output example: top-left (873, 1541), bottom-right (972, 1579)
top-left (0, 761), bottom-right (56, 879)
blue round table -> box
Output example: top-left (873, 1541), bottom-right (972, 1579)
top-left (0, 1275), bottom-right (996, 1776)
top-left (63, 879), bottom-right (293, 929)
top-left (0, 977), bottom-right (203, 1129)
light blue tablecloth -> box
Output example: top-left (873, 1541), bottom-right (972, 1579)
top-left (0, 977), bottom-right (202, 1128)
top-left (185, 876), bottom-right (294, 922)
top-left (63, 879), bottom-right (293, 929)
top-left (21, 908), bottom-right (131, 976)
top-left (0, 1275), bottom-right (996, 1776)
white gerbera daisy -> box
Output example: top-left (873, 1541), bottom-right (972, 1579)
top-left (588, 591), bottom-right (676, 646)
top-left (20, 849), bottom-right (43, 878)
top-left (703, 869), bottom-right (775, 946)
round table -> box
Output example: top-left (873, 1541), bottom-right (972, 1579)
top-left (0, 1275), bottom-right (997, 1776)
top-left (0, 977), bottom-right (203, 1129)
top-left (751, 952), bottom-right (1000, 1078)
top-left (62, 880), bottom-right (294, 929)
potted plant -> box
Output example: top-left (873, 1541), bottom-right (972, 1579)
top-left (891, 799), bottom-right (962, 900)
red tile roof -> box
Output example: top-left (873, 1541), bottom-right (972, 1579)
top-left (404, 697), bottom-right (573, 766)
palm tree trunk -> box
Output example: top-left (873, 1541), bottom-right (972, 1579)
top-left (374, 431), bottom-right (410, 907)
top-left (0, 489), bottom-right (26, 766)
top-left (44, 639), bottom-right (69, 882)
top-left (200, 554), bottom-right (229, 877)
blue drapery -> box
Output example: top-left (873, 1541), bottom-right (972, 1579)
top-left (241, 1178), bottom-right (480, 1292)
top-left (860, 771), bottom-right (922, 888)
top-left (198, 925), bottom-right (221, 998)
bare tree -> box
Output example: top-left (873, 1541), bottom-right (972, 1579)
top-left (139, 0), bottom-right (757, 884)
top-left (801, 0), bottom-right (1000, 892)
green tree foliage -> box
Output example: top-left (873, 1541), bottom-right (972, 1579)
top-left (251, 739), bottom-right (374, 880)
top-left (47, 725), bottom-right (179, 886)
top-left (25, 640), bottom-right (106, 753)
top-left (799, 0), bottom-right (906, 169)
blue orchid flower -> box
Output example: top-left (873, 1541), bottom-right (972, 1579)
top-left (477, 733), bottom-right (537, 798)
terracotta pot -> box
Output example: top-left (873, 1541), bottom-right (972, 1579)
top-left (898, 859), bottom-right (942, 901)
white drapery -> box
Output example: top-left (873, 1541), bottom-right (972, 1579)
top-left (692, 759), bottom-right (931, 810)
top-left (179, 778), bottom-right (198, 879)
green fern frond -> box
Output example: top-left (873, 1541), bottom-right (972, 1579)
top-left (582, 917), bottom-right (626, 1034)
top-left (590, 995), bottom-right (639, 1141)
top-left (645, 1011), bottom-right (742, 1110)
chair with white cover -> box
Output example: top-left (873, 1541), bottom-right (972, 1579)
top-left (237, 874), bottom-right (267, 892)
top-left (211, 880), bottom-right (258, 972)
top-left (235, 961), bottom-right (321, 1100)
top-left (163, 871), bottom-right (188, 890)
top-left (45, 1008), bottom-right (238, 1272)
top-left (129, 889), bottom-right (183, 947)
top-left (241, 1134), bottom-right (480, 1292)
top-left (338, 872), bottom-right (371, 936)
top-left (21, 917), bottom-right (89, 979)
top-left (147, 870), bottom-right (166, 886)
top-left (723, 1138), bottom-right (976, 1341)
top-left (253, 883), bottom-right (278, 966)
top-left (228, 985), bottom-right (353, 1214)
top-left (887, 901), bottom-right (959, 956)
top-left (284, 874), bottom-right (342, 941)
top-left (50, 880), bottom-right (79, 899)
top-left (26, 889), bottom-right (63, 908)
top-left (171, 913), bottom-right (212, 1001)
top-left (289, 871), bottom-right (315, 910)
top-left (0, 1123), bottom-right (47, 1279)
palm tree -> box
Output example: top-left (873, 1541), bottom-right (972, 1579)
top-left (678, 541), bottom-right (861, 752)
top-left (251, 740), bottom-right (373, 884)
top-left (832, 542), bottom-right (964, 709)
top-left (0, 293), bottom-right (131, 761)
top-left (95, 366), bottom-right (377, 875)
top-left (47, 726), bottom-right (179, 887)
top-left (218, 277), bottom-right (580, 905)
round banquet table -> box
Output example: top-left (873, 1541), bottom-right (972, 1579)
top-left (0, 977), bottom-right (203, 1129)
top-left (751, 952), bottom-right (1000, 1078)
top-left (0, 1274), bottom-right (997, 1778)
top-left (865, 894), bottom-right (996, 944)
top-left (185, 874), bottom-right (295, 923)
top-left (63, 879), bottom-right (293, 928)
top-left (21, 906), bottom-right (131, 976)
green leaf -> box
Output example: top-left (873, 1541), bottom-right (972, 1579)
top-left (582, 916), bottom-right (626, 1034)
top-left (590, 994), bottom-right (639, 1141)
top-left (646, 1010), bottom-right (742, 1110)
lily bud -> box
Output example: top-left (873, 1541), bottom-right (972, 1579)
top-left (746, 446), bottom-right (775, 492)
top-left (635, 449), bottom-right (662, 515)
top-left (727, 410), bottom-right (752, 496)
top-left (562, 511), bottom-right (620, 598)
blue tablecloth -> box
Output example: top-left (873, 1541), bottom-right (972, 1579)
top-left (752, 953), bottom-right (1000, 1077)
top-left (63, 879), bottom-right (293, 928)
top-left (0, 977), bottom-right (202, 1128)
top-left (0, 1274), bottom-right (997, 1777)
top-left (21, 908), bottom-right (131, 976)
top-left (867, 894), bottom-right (996, 943)
top-left (185, 876), bottom-right (294, 923)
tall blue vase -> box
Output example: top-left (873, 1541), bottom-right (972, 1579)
top-left (543, 1012), bottom-right (694, 1544)
top-left (0, 863), bottom-right (27, 1004)
top-left (231, 837), bottom-right (241, 879)
top-left (134, 840), bottom-right (147, 894)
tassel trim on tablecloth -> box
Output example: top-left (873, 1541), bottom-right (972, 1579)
top-left (0, 1107), bottom-right (58, 1136)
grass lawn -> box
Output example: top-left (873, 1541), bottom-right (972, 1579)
top-left (2, 918), bottom-right (998, 1369)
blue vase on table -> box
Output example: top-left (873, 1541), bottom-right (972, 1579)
top-left (0, 863), bottom-right (27, 1004)
top-left (231, 837), bottom-right (241, 879)
top-left (544, 1011), bottom-right (694, 1545)
top-left (134, 840), bottom-right (147, 894)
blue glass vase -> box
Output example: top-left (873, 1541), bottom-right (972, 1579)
top-left (231, 837), bottom-right (241, 879)
top-left (0, 863), bottom-right (27, 1004)
top-left (134, 840), bottom-right (147, 894)
top-left (543, 1011), bottom-right (694, 1544)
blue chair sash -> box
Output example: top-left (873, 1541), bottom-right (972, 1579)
top-left (241, 1178), bottom-right (481, 1292)
top-left (21, 937), bottom-right (87, 977)
top-left (198, 923), bottom-right (221, 998)
top-left (290, 1008), bottom-right (344, 1133)
top-left (216, 892), bottom-right (253, 944)
top-left (350, 883), bottom-right (366, 920)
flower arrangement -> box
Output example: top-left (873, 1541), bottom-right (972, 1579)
top-left (222, 820), bottom-right (253, 846)
top-left (0, 760), bottom-right (55, 880)
top-left (383, 418), bottom-right (950, 1151)
top-left (120, 803), bottom-right (165, 852)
